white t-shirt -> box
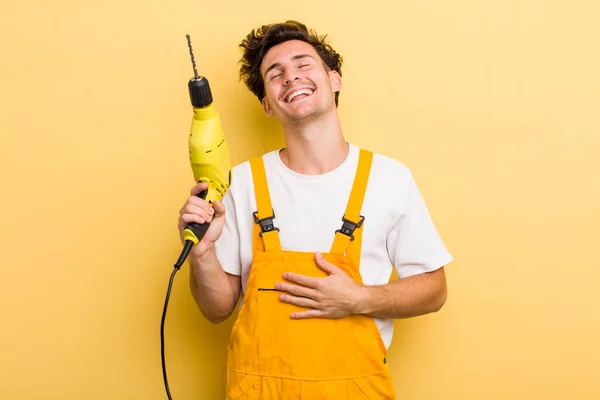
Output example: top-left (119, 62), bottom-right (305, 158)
top-left (214, 143), bottom-right (453, 349)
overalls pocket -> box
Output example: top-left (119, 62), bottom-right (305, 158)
top-left (351, 373), bottom-right (397, 399)
top-left (226, 370), bottom-right (261, 400)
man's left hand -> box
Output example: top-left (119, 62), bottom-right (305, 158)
top-left (275, 252), bottom-right (365, 319)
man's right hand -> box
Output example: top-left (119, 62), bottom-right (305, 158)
top-left (178, 182), bottom-right (226, 259)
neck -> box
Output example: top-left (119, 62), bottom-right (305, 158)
top-left (279, 111), bottom-right (348, 175)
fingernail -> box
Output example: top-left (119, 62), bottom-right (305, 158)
top-left (282, 273), bottom-right (288, 279)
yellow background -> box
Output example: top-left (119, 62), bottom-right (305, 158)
top-left (1, 0), bottom-right (599, 398)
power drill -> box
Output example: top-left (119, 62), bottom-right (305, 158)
top-left (160, 34), bottom-right (232, 400)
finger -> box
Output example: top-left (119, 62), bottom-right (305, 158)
top-left (187, 196), bottom-right (214, 213)
top-left (315, 252), bottom-right (340, 274)
top-left (276, 282), bottom-right (320, 300)
top-left (279, 294), bottom-right (319, 309)
top-left (180, 213), bottom-right (211, 225)
top-left (212, 199), bottom-right (226, 217)
top-left (290, 309), bottom-right (326, 319)
top-left (282, 272), bottom-right (319, 289)
top-left (190, 181), bottom-right (209, 196)
top-left (183, 197), bottom-right (215, 215)
top-left (179, 204), bottom-right (212, 221)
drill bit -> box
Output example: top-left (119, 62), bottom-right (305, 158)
top-left (186, 34), bottom-right (199, 80)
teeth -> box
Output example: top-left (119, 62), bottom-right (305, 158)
top-left (286, 89), bottom-right (313, 103)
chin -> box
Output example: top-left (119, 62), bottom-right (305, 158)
top-left (289, 103), bottom-right (325, 119)
top-left (288, 111), bottom-right (319, 122)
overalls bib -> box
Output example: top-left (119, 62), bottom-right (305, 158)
top-left (225, 149), bottom-right (396, 399)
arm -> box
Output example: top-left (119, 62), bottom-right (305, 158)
top-left (189, 248), bottom-right (241, 324)
top-left (355, 170), bottom-right (451, 319)
top-left (277, 252), bottom-right (446, 320)
top-left (179, 182), bottom-right (242, 324)
top-left (355, 267), bottom-right (447, 319)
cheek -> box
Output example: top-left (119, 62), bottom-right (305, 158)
top-left (265, 83), bottom-right (282, 102)
top-left (307, 71), bottom-right (330, 88)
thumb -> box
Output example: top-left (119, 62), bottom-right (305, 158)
top-left (212, 199), bottom-right (226, 218)
top-left (315, 252), bottom-right (339, 274)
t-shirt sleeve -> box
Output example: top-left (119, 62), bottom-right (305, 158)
top-left (214, 189), bottom-right (242, 276)
top-left (387, 173), bottom-right (453, 279)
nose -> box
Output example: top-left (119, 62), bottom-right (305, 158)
top-left (283, 70), bottom-right (300, 85)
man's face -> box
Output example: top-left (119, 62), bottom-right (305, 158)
top-left (259, 40), bottom-right (341, 123)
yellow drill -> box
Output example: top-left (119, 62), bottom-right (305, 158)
top-left (180, 33), bottom-right (232, 254)
top-left (161, 34), bottom-right (232, 400)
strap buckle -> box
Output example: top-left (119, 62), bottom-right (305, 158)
top-left (335, 215), bottom-right (365, 241)
top-left (253, 210), bottom-right (279, 237)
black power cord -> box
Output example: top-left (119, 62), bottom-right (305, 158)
top-left (161, 240), bottom-right (194, 400)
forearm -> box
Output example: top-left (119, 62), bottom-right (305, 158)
top-left (189, 247), bottom-right (237, 323)
top-left (355, 268), bottom-right (447, 319)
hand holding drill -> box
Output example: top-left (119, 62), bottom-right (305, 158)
top-left (178, 181), bottom-right (226, 259)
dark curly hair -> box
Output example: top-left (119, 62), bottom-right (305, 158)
top-left (239, 20), bottom-right (343, 106)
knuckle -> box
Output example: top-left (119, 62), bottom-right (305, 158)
top-left (189, 196), bottom-right (204, 206)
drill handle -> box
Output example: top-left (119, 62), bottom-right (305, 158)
top-left (183, 221), bottom-right (210, 245)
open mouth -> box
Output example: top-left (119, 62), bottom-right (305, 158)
top-left (285, 88), bottom-right (314, 103)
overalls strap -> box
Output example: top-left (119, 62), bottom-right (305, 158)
top-left (250, 149), bottom-right (373, 256)
top-left (250, 156), bottom-right (282, 252)
top-left (330, 149), bottom-right (373, 259)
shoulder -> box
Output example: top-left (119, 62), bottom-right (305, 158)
top-left (362, 147), bottom-right (414, 189)
top-left (371, 151), bottom-right (411, 176)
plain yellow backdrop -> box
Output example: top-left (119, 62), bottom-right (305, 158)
top-left (1, 0), bottom-right (599, 399)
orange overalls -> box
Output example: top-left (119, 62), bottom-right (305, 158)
top-left (225, 149), bottom-right (396, 399)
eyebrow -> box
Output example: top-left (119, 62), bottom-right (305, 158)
top-left (264, 54), bottom-right (315, 76)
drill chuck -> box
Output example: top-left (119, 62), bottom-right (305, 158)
top-left (188, 77), bottom-right (213, 108)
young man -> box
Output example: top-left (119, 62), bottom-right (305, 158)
top-left (178, 20), bottom-right (453, 399)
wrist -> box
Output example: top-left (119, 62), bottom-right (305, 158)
top-left (191, 244), bottom-right (215, 264)
top-left (353, 285), bottom-right (374, 315)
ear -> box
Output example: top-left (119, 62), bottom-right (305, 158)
top-left (261, 97), bottom-right (274, 117)
top-left (329, 70), bottom-right (342, 93)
